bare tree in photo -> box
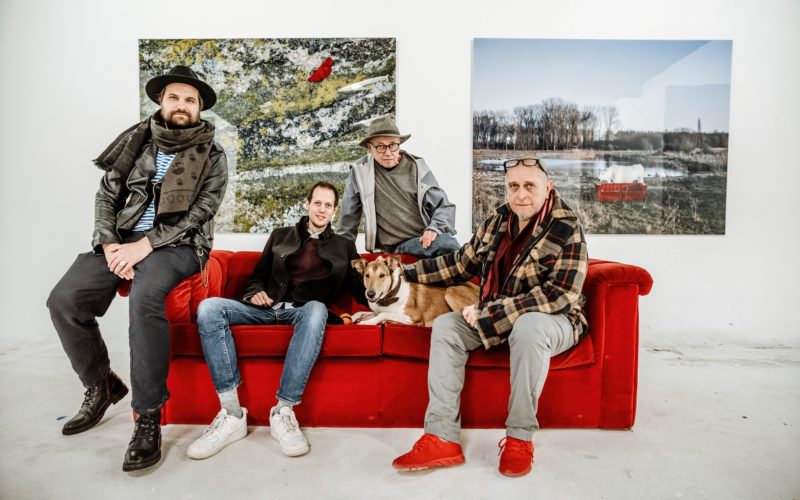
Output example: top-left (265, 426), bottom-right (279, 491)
top-left (600, 105), bottom-right (620, 149)
top-left (579, 107), bottom-right (597, 149)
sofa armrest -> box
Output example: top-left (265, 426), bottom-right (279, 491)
top-left (583, 260), bottom-right (653, 428)
top-left (585, 259), bottom-right (653, 296)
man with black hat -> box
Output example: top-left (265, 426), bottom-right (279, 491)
top-left (47, 65), bottom-right (228, 472)
top-left (337, 117), bottom-right (460, 257)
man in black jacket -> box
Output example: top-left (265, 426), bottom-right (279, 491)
top-left (46, 65), bottom-right (227, 472)
top-left (186, 181), bottom-right (366, 460)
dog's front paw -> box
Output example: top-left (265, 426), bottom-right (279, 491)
top-left (351, 311), bottom-right (376, 324)
top-left (358, 316), bottom-right (383, 325)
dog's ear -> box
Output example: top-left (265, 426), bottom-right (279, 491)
top-left (351, 258), bottom-right (367, 274)
top-left (386, 255), bottom-right (402, 271)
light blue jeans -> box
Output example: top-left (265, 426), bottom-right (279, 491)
top-left (394, 232), bottom-right (460, 258)
top-left (196, 297), bottom-right (328, 404)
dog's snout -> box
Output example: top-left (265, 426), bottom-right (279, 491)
top-left (366, 290), bottom-right (376, 299)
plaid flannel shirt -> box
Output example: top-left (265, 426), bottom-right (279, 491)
top-left (403, 189), bottom-right (588, 349)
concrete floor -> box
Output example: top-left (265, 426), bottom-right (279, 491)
top-left (1, 329), bottom-right (798, 500)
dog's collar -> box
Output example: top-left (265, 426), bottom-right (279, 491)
top-left (374, 273), bottom-right (402, 307)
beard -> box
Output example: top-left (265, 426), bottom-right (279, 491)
top-left (162, 110), bottom-right (200, 129)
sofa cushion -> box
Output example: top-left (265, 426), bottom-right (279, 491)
top-left (382, 323), bottom-right (595, 370)
top-left (221, 251), bottom-right (262, 300)
top-left (170, 323), bottom-right (382, 358)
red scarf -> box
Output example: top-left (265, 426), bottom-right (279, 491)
top-left (480, 190), bottom-right (554, 301)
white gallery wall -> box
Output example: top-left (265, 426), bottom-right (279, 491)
top-left (1, 0), bottom-right (798, 348)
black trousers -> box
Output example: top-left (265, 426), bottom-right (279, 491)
top-left (47, 235), bottom-right (200, 415)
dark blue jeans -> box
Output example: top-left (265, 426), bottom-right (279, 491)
top-left (394, 232), bottom-right (460, 258)
top-left (47, 238), bottom-right (200, 415)
top-left (196, 298), bottom-right (328, 404)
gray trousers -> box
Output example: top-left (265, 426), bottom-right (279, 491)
top-left (425, 311), bottom-right (575, 442)
top-left (46, 234), bottom-right (200, 415)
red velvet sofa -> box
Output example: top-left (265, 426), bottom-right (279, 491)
top-left (144, 251), bottom-right (652, 430)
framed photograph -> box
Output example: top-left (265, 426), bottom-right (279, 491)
top-left (139, 38), bottom-right (397, 233)
top-left (472, 39), bottom-right (732, 234)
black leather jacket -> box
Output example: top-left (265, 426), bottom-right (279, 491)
top-left (244, 217), bottom-right (367, 307)
top-left (91, 141), bottom-right (228, 254)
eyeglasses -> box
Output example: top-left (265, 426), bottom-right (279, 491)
top-left (503, 158), bottom-right (547, 175)
top-left (370, 142), bottom-right (401, 154)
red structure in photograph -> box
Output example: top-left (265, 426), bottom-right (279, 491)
top-left (595, 182), bottom-right (648, 202)
top-left (595, 163), bottom-right (648, 201)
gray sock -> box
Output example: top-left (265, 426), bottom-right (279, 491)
top-left (218, 389), bottom-right (243, 418)
top-left (272, 398), bottom-right (295, 415)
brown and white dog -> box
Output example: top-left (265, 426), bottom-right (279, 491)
top-left (350, 255), bottom-right (479, 326)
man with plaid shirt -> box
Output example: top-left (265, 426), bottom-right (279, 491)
top-left (392, 157), bottom-right (588, 477)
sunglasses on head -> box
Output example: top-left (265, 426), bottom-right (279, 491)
top-left (503, 158), bottom-right (547, 175)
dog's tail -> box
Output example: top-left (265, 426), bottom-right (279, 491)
top-left (444, 282), bottom-right (480, 312)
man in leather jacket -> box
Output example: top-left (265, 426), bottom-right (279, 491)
top-left (47, 65), bottom-right (227, 472)
top-left (185, 181), bottom-right (366, 460)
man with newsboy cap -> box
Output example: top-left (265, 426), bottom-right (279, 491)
top-left (337, 117), bottom-right (460, 257)
top-left (47, 65), bottom-right (228, 472)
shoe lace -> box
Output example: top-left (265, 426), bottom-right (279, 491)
top-left (202, 412), bottom-right (228, 438)
top-left (80, 386), bottom-right (103, 409)
top-left (278, 410), bottom-right (300, 434)
top-left (133, 414), bottom-right (159, 443)
top-left (413, 434), bottom-right (440, 452)
top-left (498, 437), bottom-right (532, 460)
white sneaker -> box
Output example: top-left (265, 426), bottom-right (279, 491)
top-left (269, 406), bottom-right (309, 457)
top-left (187, 408), bottom-right (248, 459)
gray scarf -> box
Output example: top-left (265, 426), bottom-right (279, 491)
top-left (93, 111), bottom-right (216, 218)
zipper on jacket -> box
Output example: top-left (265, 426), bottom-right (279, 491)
top-left (112, 164), bottom-right (136, 242)
top-left (159, 231), bottom-right (187, 248)
top-left (113, 185), bottom-right (139, 242)
top-left (115, 145), bottom-right (156, 232)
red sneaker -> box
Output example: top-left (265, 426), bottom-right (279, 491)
top-left (498, 436), bottom-right (534, 477)
top-left (392, 433), bottom-right (466, 470)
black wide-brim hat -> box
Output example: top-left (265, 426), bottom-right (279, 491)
top-left (145, 65), bottom-right (217, 110)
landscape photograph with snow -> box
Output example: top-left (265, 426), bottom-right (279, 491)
top-left (472, 38), bottom-right (732, 234)
top-left (139, 38), bottom-right (396, 233)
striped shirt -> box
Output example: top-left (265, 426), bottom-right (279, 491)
top-left (133, 150), bottom-right (177, 231)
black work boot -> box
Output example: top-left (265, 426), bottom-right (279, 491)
top-left (122, 413), bottom-right (162, 472)
top-left (62, 369), bottom-right (129, 435)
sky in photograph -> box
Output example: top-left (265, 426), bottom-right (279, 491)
top-left (473, 39), bottom-right (732, 132)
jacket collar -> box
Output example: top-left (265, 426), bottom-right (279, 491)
top-left (296, 216), bottom-right (333, 241)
